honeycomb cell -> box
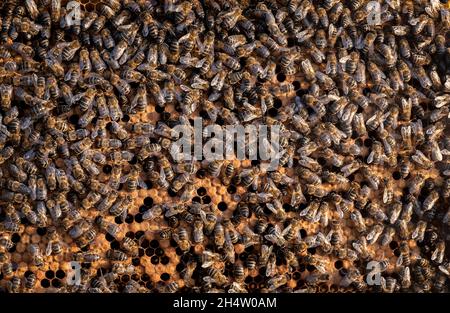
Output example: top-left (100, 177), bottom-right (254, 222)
top-left (55, 270), bottom-right (66, 279)
top-left (197, 187), bottom-right (207, 196)
top-left (51, 279), bottom-right (62, 288)
top-left (45, 270), bottom-right (55, 280)
top-left (140, 239), bottom-right (150, 249)
top-left (155, 248), bottom-right (164, 257)
top-left (160, 273), bottom-right (170, 281)
top-left (125, 215), bottom-right (134, 224)
top-left (40, 279), bottom-right (50, 288)
top-left (143, 197), bottom-right (153, 207)
top-left (151, 256), bottom-right (159, 265)
top-left (11, 233), bottom-right (21, 243)
top-left (160, 256), bottom-right (170, 265)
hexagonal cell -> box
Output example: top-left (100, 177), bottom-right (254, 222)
top-left (140, 239), bottom-right (150, 249)
top-left (149, 240), bottom-right (159, 249)
top-left (150, 256), bottom-right (159, 265)
top-left (40, 279), bottom-right (50, 288)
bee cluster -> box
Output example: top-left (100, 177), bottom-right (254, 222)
top-left (0, 0), bottom-right (450, 293)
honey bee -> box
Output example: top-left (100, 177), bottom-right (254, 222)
top-left (107, 197), bottom-right (129, 223)
top-left (173, 227), bottom-right (191, 252)
top-left (120, 237), bottom-right (138, 258)
top-left (0, 85), bottom-right (13, 110)
top-left (31, 176), bottom-right (48, 201)
top-left (210, 222), bottom-right (225, 247)
top-left (20, 202), bottom-right (38, 225)
top-left (188, 218), bottom-right (204, 245)
top-left (0, 147), bottom-right (15, 165)
top-left (94, 215), bottom-right (119, 239)
top-left (0, 190), bottom-right (26, 204)
top-left (0, 235), bottom-right (14, 251)
top-left (7, 178), bottom-right (32, 195)
top-left (263, 224), bottom-right (286, 247)
top-left (366, 224), bottom-right (384, 245)
top-left (423, 190), bottom-right (439, 212)
top-left (3, 203), bottom-right (20, 224)
top-left (381, 178), bottom-right (394, 204)
top-left (106, 249), bottom-right (128, 261)
top-left (411, 149), bottom-right (433, 169)
top-left (265, 273), bottom-right (288, 291)
top-left (162, 281), bottom-right (179, 293)
top-left (97, 190), bottom-right (120, 212)
top-left (73, 251), bottom-right (100, 264)
top-left (45, 226), bottom-right (63, 256)
top-left (431, 241), bottom-right (445, 264)
top-left (110, 72), bottom-right (131, 95)
top-left (393, 212), bottom-right (410, 239)
top-left (207, 160), bottom-right (223, 177)
top-left (171, 172), bottom-right (191, 193)
top-left (6, 275), bottom-right (21, 293)
top-left (28, 244), bottom-right (44, 267)
top-left (24, 272), bottom-right (37, 290)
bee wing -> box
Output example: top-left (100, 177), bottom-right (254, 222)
top-left (315, 264), bottom-right (327, 274)
top-left (72, 92), bottom-right (85, 103)
top-left (90, 126), bottom-right (101, 139)
top-left (164, 207), bottom-right (179, 218)
top-left (339, 55), bottom-right (351, 65)
top-left (352, 241), bottom-right (362, 253)
top-left (172, 232), bottom-right (180, 244)
top-left (380, 276), bottom-right (387, 290)
top-left (121, 207), bottom-right (128, 223)
top-left (382, 188), bottom-right (390, 204)
top-left (281, 224), bottom-right (292, 237)
top-left (119, 174), bottom-right (129, 184)
top-left (178, 32), bottom-right (191, 43)
top-left (197, 208), bottom-right (207, 223)
top-left (326, 230), bottom-right (333, 242)
top-left (438, 265), bottom-right (450, 276)
top-left (260, 96), bottom-right (269, 115)
top-left (20, 117), bottom-right (33, 130)
top-left (273, 224), bottom-right (283, 235)
top-left (195, 57), bottom-right (207, 68)
top-left (408, 17), bottom-right (421, 26)
top-left (210, 72), bottom-right (223, 88)
top-left (137, 177), bottom-right (148, 189)
top-left (29, 184), bottom-right (37, 201)
top-left (366, 151), bottom-right (375, 164)
top-left (45, 241), bottom-right (53, 256)
top-left (287, 155), bottom-right (294, 168)
top-left (431, 248), bottom-right (442, 263)
top-left (202, 276), bottom-right (215, 283)
top-left (24, 149), bottom-right (36, 160)
top-left (264, 234), bottom-right (278, 244)
top-left (265, 262), bottom-right (276, 277)
top-left (299, 207), bottom-right (310, 217)
top-left (251, 175), bottom-right (259, 190)
top-left (389, 208), bottom-right (401, 225)
top-left (366, 230), bottom-right (376, 242)
top-left (264, 202), bottom-right (276, 214)
top-left (312, 210), bottom-right (321, 223)
top-left (355, 34), bottom-right (365, 50)
top-left (396, 254), bottom-right (404, 267)
top-left (411, 226), bottom-right (420, 240)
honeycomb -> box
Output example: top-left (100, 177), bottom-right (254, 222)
top-left (61, 0), bottom-right (105, 13)
top-left (0, 0), bottom-right (449, 294)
